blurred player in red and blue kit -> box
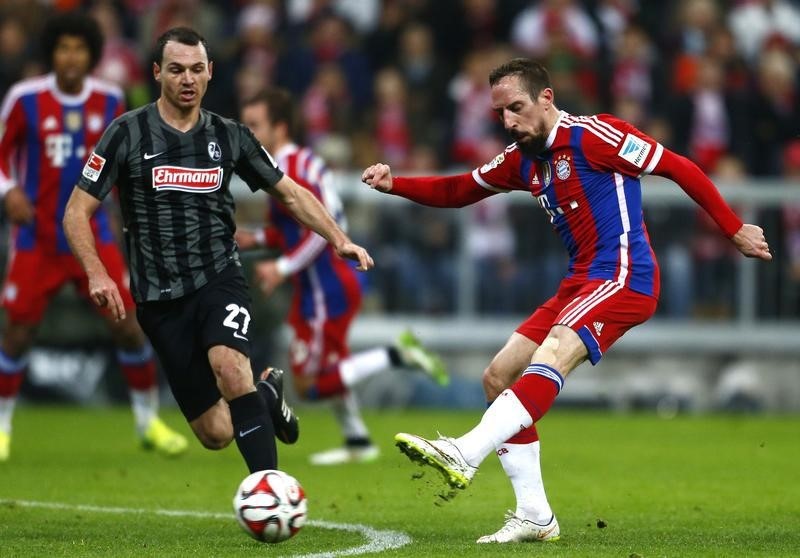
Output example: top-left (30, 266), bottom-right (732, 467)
top-left (0, 11), bottom-right (186, 461)
top-left (237, 88), bottom-right (448, 465)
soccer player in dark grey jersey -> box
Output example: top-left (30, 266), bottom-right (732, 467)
top-left (63, 27), bottom-right (373, 474)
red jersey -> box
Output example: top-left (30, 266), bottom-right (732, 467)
top-left (0, 74), bottom-right (124, 254)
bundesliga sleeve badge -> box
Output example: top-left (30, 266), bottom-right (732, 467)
top-left (82, 152), bottom-right (106, 182)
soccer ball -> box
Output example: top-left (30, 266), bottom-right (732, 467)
top-left (232, 469), bottom-right (307, 543)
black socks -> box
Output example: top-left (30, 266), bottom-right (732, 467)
top-left (229, 391), bottom-right (277, 472)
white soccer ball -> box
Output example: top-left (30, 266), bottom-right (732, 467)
top-left (232, 469), bottom-right (307, 543)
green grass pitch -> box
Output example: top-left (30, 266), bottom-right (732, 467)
top-left (0, 405), bottom-right (798, 557)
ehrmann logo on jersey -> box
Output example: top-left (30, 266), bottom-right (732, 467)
top-left (152, 165), bottom-right (223, 193)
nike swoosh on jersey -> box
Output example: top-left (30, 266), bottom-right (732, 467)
top-left (233, 331), bottom-right (248, 340)
top-left (143, 151), bottom-right (165, 160)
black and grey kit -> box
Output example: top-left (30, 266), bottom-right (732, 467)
top-left (77, 103), bottom-right (289, 471)
top-left (77, 102), bottom-right (284, 302)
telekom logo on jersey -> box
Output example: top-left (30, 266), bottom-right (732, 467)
top-left (151, 165), bottom-right (223, 193)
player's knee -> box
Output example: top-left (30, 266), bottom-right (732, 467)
top-left (213, 362), bottom-right (252, 396)
top-left (532, 336), bottom-right (560, 366)
top-left (482, 364), bottom-right (507, 401)
top-left (197, 432), bottom-right (232, 451)
top-left (193, 423), bottom-right (233, 450)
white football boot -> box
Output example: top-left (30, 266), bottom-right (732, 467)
top-left (309, 444), bottom-right (380, 465)
top-left (476, 511), bottom-right (560, 543)
top-left (394, 432), bottom-right (477, 489)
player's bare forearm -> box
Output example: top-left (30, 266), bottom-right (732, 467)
top-left (64, 188), bottom-right (105, 275)
top-left (63, 187), bottom-right (127, 320)
top-left (269, 176), bottom-right (374, 270)
top-left (271, 176), bottom-right (348, 246)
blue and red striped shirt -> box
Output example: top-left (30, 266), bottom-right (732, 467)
top-left (0, 74), bottom-right (123, 254)
top-left (266, 143), bottom-right (361, 321)
top-left (472, 111), bottom-right (664, 298)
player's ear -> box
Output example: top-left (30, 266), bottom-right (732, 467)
top-left (153, 62), bottom-right (161, 82)
top-left (539, 87), bottom-right (554, 107)
top-left (208, 60), bottom-right (213, 81)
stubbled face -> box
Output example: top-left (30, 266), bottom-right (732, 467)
top-left (490, 74), bottom-right (551, 157)
top-left (240, 102), bottom-right (275, 151)
top-left (154, 40), bottom-right (212, 112)
top-left (52, 35), bottom-right (92, 91)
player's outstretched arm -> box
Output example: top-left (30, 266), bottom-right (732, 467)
top-left (268, 175), bottom-right (374, 271)
top-left (731, 224), bottom-right (773, 261)
top-left (63, 187), bottom-right (127, 320)
top-left (361, 163), bottom-right (393, 192)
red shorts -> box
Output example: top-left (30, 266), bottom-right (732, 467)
top-left (287, 303), bottom-right (360, 378)
top-left (516, 278), bottom-right (657, 364)
top-left (1, 243), bottom-right (135, 324)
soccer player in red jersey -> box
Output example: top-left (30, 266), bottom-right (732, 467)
top-left (0, 12), bottom-right (187, 461)
top-left (236, 89), bottom-right (448, 465)
top-left (362, 58), bottom-right (772, 543)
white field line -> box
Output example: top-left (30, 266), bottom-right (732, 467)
top-left (0, 499), bottom-right (412, 557)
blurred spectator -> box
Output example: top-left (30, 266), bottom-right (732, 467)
top-left (0, 15), bottom-right (42, 99)
top-left (466, 195), bottom-right (524, 314)
top-left (510, 0), bottom-right (600, 105)
top-left (90, 0), bottom-right (148, 108)
top-left (610, 24), bottom-right (656, 110)
top-left (745, 46), bottom-right (800, 176)
top-left (286, 0), bottom-right (380, 35)
top-left (691, 155), bottom-right (748, 318)
top-left (510, 0), bottom-right (599, 59)
top-left (666, 0), bottom-right (723, 99)
top-left (231, 1), bottom-right (281, 110)
top-left (302, 63), bottom-right (353, 149)
top-left (728, 0), bottom-right (800, 63)
top-left (669, 56), bottom-right (750, 174)
top-left (362, 0), bottom-right (411, 71)
top-left (370, 67), bottom-right (411, 169)
top-left (136, 0), bottom-right (227, 54)
top-left (396, 22), bottom-right (451, 153)
top-left (447, 48), bottom-right (506, 167)
top-left (277, 11), bottom-right (372, 109)
top-left (427, 0), bottom-right (519, 71)
top-left (706, 24), bottom-right (750, 93)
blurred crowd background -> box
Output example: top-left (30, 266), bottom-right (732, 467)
top-left (1, 0), bottom-right (800, 321)
top-left (2, 0), bottom-right (800, 412)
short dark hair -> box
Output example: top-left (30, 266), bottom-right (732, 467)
top-left (41, 11), bottom-right (104, 71)
top-left (242, 88), bottom-right (296, 137)
top-left (153, 27), bottom-right (210, 65)
top-left (489, 58), bottom-right (552, 101)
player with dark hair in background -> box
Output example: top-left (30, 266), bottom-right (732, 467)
top-left (363, 58), bottom-right (771, 543)
top-left (237, 88), bottom-right (448, 465)
top-left (0, 11), bottom-right (187, 462)
top-left (63, 27), bottom-right (373, 473)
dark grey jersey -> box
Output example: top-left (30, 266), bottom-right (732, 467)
top-left (77, 103), bottom-right (284, 302)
